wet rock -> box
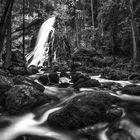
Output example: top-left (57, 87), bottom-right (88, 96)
top-left (107, 129), bottom-right (135, 140)
top-left (0, 75), bottom-right (13, 93)
top-left (48, 91), bottom-right (117, 129)
top-left (77, 123), bottom-right (108, 140)
top-left (71, 72), bottom-right (90, 83)
top-left (48, 72), bottom-right (59, 85)
top-left (59, 75), bottom-right (71, 88)
top-left (106, 105), bottom-right (123, 122)
top-left (38, 75), bottom-right (49, 86)
top-left (73, 79), bottom-right (101, 89)
top-left (121, 85), bottom-right (140, 96)
top-left (101, 82), bottom-right (122, 91)
top-left (60, 71), bottom-right (70, 79)
top-left (0, 75), bottom-right (13, 105)
top-left (27, 65), bottom-right (39, 75)
top-left (5, 85), bottom-right (54, 114)
top-left (58, 82), bottom-right (70, 88)
top-left (13, 75), bottom-right (45, 92)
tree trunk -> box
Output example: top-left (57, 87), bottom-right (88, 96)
top-left (130, 0), bottom-right (137, 59)
top-left (0, 0), bottom-right (15, 53)
top-left (75, 10), bottom-right (79, 48)
top-left (3, 11), bottom-right (12, 69)
top-left (22, 0), bottom-right (25, 60)
top-left (91, 0), bottom-right (94, 28)
top-left (82, 0), bottom-right (86, 27)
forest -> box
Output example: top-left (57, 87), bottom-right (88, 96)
top-left (0, 0), bottom-right (140, 140)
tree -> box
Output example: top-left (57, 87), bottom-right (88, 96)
top-left (0, 0), bottom-right (15, 53)
top-left (129, 0), bottom-right (138, 59)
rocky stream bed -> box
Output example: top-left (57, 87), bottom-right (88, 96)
top-left (0, 64), bottom-right (140, 140)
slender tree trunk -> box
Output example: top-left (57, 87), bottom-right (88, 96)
top-left (3, 11), bottom-right (12, 69)
top-left (0, 0), bottom-right (15, 53)
top-left (91, 0), bottom-right (94, 27)
top-left (130, 0), bottom-right (137, 59)
top-left (22, 0), bottom-right (25, 60)
top-left (83, 0), bottom-right (86, 27)
top-left (75, 7), bottom-right (79, 48)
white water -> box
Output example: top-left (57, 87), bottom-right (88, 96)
top-left (91, 75), bottom-right (140, 87)
top-left (0, 107), bottom-right (75, 140)
top-left (26, 17), bottom-right (56, 67)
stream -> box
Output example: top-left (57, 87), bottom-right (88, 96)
top-left (0, 75), bottom-right (140, 140)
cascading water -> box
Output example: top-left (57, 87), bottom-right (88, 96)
top-left (0, 107), bottom-right (77, 140)
top-left (26, 17), bottom-right (56, 67)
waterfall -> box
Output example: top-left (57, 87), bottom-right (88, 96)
top-left (26, 17), bottom-right (56, 67)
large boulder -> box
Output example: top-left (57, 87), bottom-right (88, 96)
top-left (47, 91), bottom-right (118, 129)
top-left (13, 75), bottom-right (45, 92)
top-left (5, 85), bottom-right (53, 114)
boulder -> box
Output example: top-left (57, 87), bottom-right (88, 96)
top-left (27, 65), bottom-right (39, 75)
top-left (121, 85), bottom-right (140, 96)
top-left (60, 71), bottom-right (70, 79)
top-left (38, 75), bottom-right (49, 86)
top-left (48, 91), bottom-right (117, 129)
top-left (13, 75), bottom-right (45, 92)
top-left (5, 85), bottom-right (54, 114)
top-left (71, 72), bottom-right (90, 83)
top-left (0, 75), bottom-right (13, 105)
top-left (48, 72), bottom-right (59, 85)
top-left (73, 79), bottom-right (101, 89)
